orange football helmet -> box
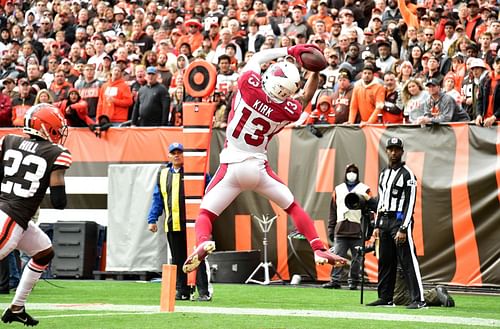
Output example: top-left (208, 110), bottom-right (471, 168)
top-left (23, 103), bottom-right (68, 145)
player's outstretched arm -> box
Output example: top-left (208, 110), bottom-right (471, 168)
top-left (241, 47), bottom-right (288, 74)
top-left (300, 71), bottom-right (319, 108)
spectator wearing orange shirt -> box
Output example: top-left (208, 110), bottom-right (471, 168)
top-left (307, 94), bottom-right (336, 125)
top-left (307, 1), bottom-right (334, 32)
top-left (176, 19), bottom-right (204, 53)
top-left (348, 64), bottom-right (385, 124)
top-left (96, 65), bottom-right (133, 125)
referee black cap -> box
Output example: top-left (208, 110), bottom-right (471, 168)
top-left (386, 137), bottom-right (404, 149)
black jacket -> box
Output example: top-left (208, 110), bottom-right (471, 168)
top-left (477, 74), bottom-right (500, 119)
top-left (132, 82), bottom-right (170, 126)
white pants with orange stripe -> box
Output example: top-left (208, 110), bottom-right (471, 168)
top-left (0, 210), bottom-right (52, 260)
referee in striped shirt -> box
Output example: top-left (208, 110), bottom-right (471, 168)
top-left (366, 137), bottom-right (425, 309)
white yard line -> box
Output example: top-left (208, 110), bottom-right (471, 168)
top-left (1, 303), bottom-right (498, 327)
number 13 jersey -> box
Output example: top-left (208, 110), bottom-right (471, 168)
top-left (220, 70), bottom-right (302, 164)
top-left (0, 134), bottom-right (72, 229)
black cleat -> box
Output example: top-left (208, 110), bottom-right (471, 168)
top-left (322, 281), bottom-right (341, 289)
top-left (1, 307), bottom-right (39, 326)
top-left (366, 299), bottom-right (395, 307)
top-left (436, 285), bottom-right (455, 307)
top-left (406, 301), bottom-right (427, 309)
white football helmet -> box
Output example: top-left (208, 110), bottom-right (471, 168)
top-left (262, 61), bottom-right (301, 103)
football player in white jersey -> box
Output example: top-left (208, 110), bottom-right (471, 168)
top-left (183, 45), bottom-right (347, 274)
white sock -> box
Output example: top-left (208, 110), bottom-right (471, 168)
top-left (11, 259), bottom-right (46, 308)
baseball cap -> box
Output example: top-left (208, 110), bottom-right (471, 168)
top-left (425, 78), bottom-right (440, 86)
top-left (169, 142), bottom-right (184, 153)
top-left (386, 137), bottom-right (404, 149)
top-left (18, 78), bottom-right (29, 86)
top-left (146, 66), bottom-right (157, 74)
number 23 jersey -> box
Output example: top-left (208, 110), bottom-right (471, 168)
top-left (0, 134), bottom-right (72, 229)
top-left (220, 70), bottom-right (302, 164)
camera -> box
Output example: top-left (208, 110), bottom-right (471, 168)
top-left (345, 192), bottom-right (367, 210)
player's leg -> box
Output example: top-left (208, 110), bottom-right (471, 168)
top-left (1, 220), bottom-right (44, 326)
top-left (184, 164), bottom-right (242, 273)
top-left (256, 162), bottom-right (346, 267)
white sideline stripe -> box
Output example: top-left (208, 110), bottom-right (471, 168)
top-left (3, 303), bottom-right (499, 327)
top-left (38, 209), bottom-right (108, 226)
top-left (56, 177), bottom-right (108, 194)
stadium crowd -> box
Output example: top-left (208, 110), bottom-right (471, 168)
top-left (0, 0), bottom-right (498, 129)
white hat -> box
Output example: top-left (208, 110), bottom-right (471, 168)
top-left (469, 58), bottom-right (487, 70)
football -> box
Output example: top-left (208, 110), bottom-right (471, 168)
top-left (300, 48), bottom-right (328, 72)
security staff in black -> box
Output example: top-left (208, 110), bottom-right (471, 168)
top-left (147, 143), bottom-right (211, 301)
top-left (366, 137), bottom-right (425, 309)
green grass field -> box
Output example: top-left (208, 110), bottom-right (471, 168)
top-left (1, 280), bottom-right (499, 328)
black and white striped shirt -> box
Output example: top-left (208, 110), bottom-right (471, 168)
top-left (376, 162), bottom-right (417, 229)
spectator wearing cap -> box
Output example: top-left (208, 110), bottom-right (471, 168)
top-left (348, 64), bottom-right (386, 124)
top-left (11, 78), bottom-right (36, 127)
top-left (285, 5), bottom-right (314, 40)
top-left (368, 14), bottom-right (383, 36)
top-left (340, 8), bottom-right (364, 45)
top-left (321, 48), bottom-right (340, 90)
top-left (147, 142), bottom-right (212, 301)
top-left (131, 19), bottom-right (155, 53)
top-left (423, 55), bottom-right (444, 87)
top-left (416, 78), bottom-right (469, 124)
top-left (96, 54), bottom-right (113, 83)
top-left (74, 64), bottom-right (103, 121)
top-left (475, 55), bottom-right (500, 127)
top-left (131, 66), bottom-right (170, 126)
top-left (176, 19), bottom-right (204, 54)
top-left (0, 81), bottom-right (13, 127)
top-left (274, 0), bottom-right (293, 28)
top-left (49, 68), bottom-right (72, 101)
top-left (342, 0), bottom-right (367, 29)
top-left (96, 64), bottom-right (133, 126)
top-left (331, 70), bottom-right (354, 124)
top-left (376, 38), bottom-right (397, 74)
top-left (461, 58), bottom-right (488, 119)
top-left (465, 1), bottom-right (481, 41)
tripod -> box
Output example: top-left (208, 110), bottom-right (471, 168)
top-left (245, 214), bottom-right (283, 285)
